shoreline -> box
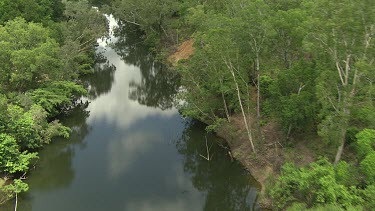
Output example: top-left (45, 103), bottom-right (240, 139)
top-left (167, 40), bottom-right (318, 209)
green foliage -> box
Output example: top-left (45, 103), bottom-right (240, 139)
top-left (356, 129), bottom-right (375, 159)
top-left (0, 17), bottom-right (63, 91)
top-left (28, 81), bottom-right (87, 117)
top-left (59, 0), bottom-right (108, 76)
top-left (271, 128), bottom-right (375, 211)
top-left (3, 104), bottom-right (71, 149)
top-left (2, 179), bottom-right (29, 197)
top-left (334, 161), bottom-right (355, 187)
top-left (0, 0), bottom-right (65, 24)
top-left (112, 0), bottom-right (179, 44)
top-left (359, 185), bottom-right (375, 210)
top-left (360, 152), bottom-right (375, 184)
top-left (0, 0), bottom-right (107, 202)
top-left (353, 129), bottom-right (375, 184)
top-left (270, 159), bottom-right (360, 209)
top-left (287, 203), bottom-right (363, 211)
top-left (0, 134), bottom-right (38, 173)
top-left (267, 61), bottom-right (319, 132)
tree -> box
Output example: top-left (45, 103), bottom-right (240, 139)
top-left (270, 158), bottom-right (361, 209)
top-left (0, 134), bottom-right (37, 174)
top-left (4, 104), bottom-right (70, 149)
top-left (0, 0), bottom-right (65, 24)
top-left (3, 179), bottom-right (29, 211)
top-left (237, 0), bottom-right (273, 119)
top-left (356, 129), bottom-right (375, 184)
top-left (305, 0), bottom-right (375, 164)
top-left (267, 61), bottom-right (319, 136)
top-left (112, 0), bottom-right (179, 43)
top-left (28, 81), bottom-right (87, 117)
top-left (0, 18), bottom-right (63, 91)
top-left (59, 0), bottom-right (108, 76)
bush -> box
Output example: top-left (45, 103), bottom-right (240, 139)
top-left (270, 158), bottom-right (360, 209)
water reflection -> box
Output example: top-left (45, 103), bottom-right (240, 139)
top-left (0, 106), bottom-right (92, 211)
top-left (5, 16), bottom-right (260, 211)
top-left (29, 106), bottom-right (91, 190)
top-left (113, 24), bottom-right (180, 110)
top-left (84, 53), bottom-right (116, 100)
top-left (128, 63), bottom-right (180, 110)
top-left (112, 24), bottom-right (151, 67)
top-left (177, 120), bottom-right (259, 211)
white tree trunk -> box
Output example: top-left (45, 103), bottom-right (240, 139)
top-left (228, 63), bottom-right (256, 153)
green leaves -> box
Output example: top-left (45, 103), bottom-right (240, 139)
top-left (0, 18), bottom-right (63, 91)
top-left (360, 152), bottom-right (375, 184)
top-left (0, 134), bottom-right (38, 173)
top-left (2, 179), bottom-right (29, 198)
top-left (0, 0), bottom-right (65, 24)
top-left (356, 129), bottom-right (375, 184)
top-left (3, 104), bottom-right (70, 149)
top-left (356, 129), bottom-right (375, 159)
top-left (271, 158), bottom-right (360, 209)
top-left (28, 81), bottom-right (87, 116)
top-left (271, 129), bottom-right (375, 210)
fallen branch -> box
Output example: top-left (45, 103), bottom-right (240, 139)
top-left (200, 136), bottom-right (213, 161)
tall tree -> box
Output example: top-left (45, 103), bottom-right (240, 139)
top-left (237, 0), bottom-right (273, 119)
top-left (0, 18), bottom-right (63, 91)
top-left (305, 0), bottom-right (375, 164)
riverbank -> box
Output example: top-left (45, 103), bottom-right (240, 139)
top-left (216, 114), bottom-right (318, 208)
top-left (168, 40), bottom-right (319, 209)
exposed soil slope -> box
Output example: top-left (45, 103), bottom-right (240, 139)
top-left (168, 39), bottom-right (195, 65)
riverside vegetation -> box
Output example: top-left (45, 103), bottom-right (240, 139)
top-left (1, 0), bottom-right (374, 210)
top-left (110, 0), bottom-right (375, 210)
top-left (0, 0), bottom-right (108, 205)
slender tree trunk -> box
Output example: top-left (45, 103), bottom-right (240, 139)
top-left (334, 114), bottom-right (349, 165)
top-left (220, 79), bottom-right (230, 122)
top-left (286, 124), bottom-right (292, 140)
top-left (256, 55), bottom-right (261, 119)
top-left (333, 60), bottom-right (357, 164)
top-left (229, 64), bottom-right (256, 153)
top-left (14, 193), bottom-right (17, 211)
top-left (334, 139), bottom-right (345, 165)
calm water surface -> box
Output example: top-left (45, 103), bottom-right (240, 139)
top-left (4, 16), bottom-right (259, 211)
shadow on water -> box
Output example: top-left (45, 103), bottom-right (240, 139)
top-left (113, 24), bottom-right (180, 110)
top-left (2, 54), bottom-right (113, 210)
top-left (1, 106), bottom-right (91, 211)
top-left (82, 53), bottom-right (116, 100)
top-left (177, 120), bottom-right (260, 211)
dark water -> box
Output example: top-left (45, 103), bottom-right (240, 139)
top-left (3, 16), bottom-right (259, 211)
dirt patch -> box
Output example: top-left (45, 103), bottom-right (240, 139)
top-left (216, 114), bottom-right (317, 209)
top-left (168, 39), bottom-right (195, 66)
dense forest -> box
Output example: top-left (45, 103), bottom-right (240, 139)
top-left (1, 0), bottom-right (374, 210)
top-left (110, 0), bottom-right (375, 210)
top-left (0, 0), bottom-right (108, 205)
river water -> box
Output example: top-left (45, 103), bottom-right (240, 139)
top-left (4, 16), bottom-right (259, 211)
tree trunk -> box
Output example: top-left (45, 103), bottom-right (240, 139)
top-left (229, 65), bottom-right (256, 153)
top-left (256, 56), bottom-right (261, 119)
top-left (334, 118), bottom-right (349, 165)
top-left (220, 79), bottom-right (230, 122)
top-left (14, 193), bottom-right (17, 211)
top-left (334, 94), bottom-right (355, 165)
top-left (334, 139), bottom-right (345, 165)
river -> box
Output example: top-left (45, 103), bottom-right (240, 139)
top-left (3, 16), bottom-right (259, 211)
